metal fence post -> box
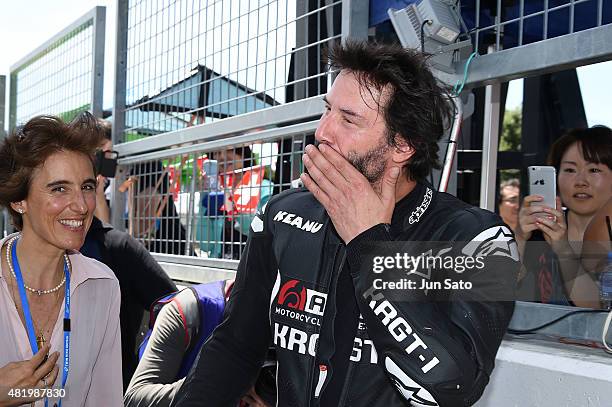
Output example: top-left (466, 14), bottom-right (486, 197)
top-left (185, 154), bottom-right (197, 256)
top-left (479, 46), bottom-right (502, 211)
top-left (294, 0), bottom-right (309, 101)
top-left (112, 0), bottom-right (128, 146)
top-left (111, 0), bottom-right (129, 230)
top-left (341, 0), bottom-right (369, 42)
top-left (8, 72), bottom-right (17, 133)
top-left (91, 6), bottom-right (106, 118)
top-left (0, 75), bottom-right (5, 137)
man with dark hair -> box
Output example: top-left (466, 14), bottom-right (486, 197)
top-left (498, 178), bottom-right (520, 231)
top-left (174, 41), bottom-right (518, 406)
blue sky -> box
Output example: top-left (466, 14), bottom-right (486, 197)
top-left (1, 0), bottom-right (610, 132)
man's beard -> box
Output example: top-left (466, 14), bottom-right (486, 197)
top-left (347, 140), bottom-right (391, 184)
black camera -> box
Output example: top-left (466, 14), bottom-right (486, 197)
top-left (95, 150), bottom-right (119, 178)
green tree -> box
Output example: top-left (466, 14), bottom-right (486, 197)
top-left (501, 107), bottom-right (522, 151)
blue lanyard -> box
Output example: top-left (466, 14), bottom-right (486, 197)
top-left (12, 237), bottom-right (70, 407)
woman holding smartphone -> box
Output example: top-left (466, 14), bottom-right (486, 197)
top-left (516, 127), bottom-right (612, 307)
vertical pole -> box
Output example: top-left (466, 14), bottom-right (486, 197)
top-left (480, 46), bottom-right (502, 211)
top-left (439, 97), bottom-right (463, 194)
top-left (91, 6), bottom-right (106, 118)
top-left (0, 75), bottom-right (6, 237)
top-left (475, 0), bottom-right (481, 51)
top-left (186, 154), bottom-right (197, 256)
top-left (544, 0), bottom-right (549, 40)
top-left (112, 0), bottom-right (129, 230)
top-left (8, 71), bottom-right (17, 133)
top-left (294, 0), bottom-right (308, 101)
top-left (341, 0), bottom-right (369, 42)
top-left (518, 0), bottom-right (524, 46)
top-left (0, 76), bottom-right (6, 138)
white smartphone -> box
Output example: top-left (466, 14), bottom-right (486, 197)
top-left (203, 159), bottom-right (219, 190)
top-left (528, 166), bottom-right (557, 209)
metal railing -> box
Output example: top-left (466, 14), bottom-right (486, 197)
top-left (436, 0), bottom-right (612, 88)
top-left (8, 7), bottom-right (106, 130)
top-left (433, 0), bottom-right (612, 211)
top-left (117, 121), bottom-right (317, 272)
top-left (464, 0), bottom-right (608, 53)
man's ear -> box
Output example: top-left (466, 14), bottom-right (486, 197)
top-left (390, 133), bottom-right (414, 165)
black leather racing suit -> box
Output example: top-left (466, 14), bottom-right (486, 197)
top-left (173, 182), bottom-right (519, 406)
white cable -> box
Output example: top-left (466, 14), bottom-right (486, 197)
top-left (603, 308), bottom-right (612, 354)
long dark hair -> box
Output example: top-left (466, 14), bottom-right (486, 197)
top-left (326, 40), bottom-right (452, 181)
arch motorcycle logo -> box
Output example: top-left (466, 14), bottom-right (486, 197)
top-left (276, 279), bottom-right (327, 318)
top-left (271, 278), bottom-right (328, 356)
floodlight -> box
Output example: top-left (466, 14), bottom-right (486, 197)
top-left (388, 0), bottom-right (472, 73)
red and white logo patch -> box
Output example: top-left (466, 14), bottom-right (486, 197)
top-left (277, 279), bottom-right (327, 316)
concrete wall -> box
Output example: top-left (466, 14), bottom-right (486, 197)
top-left (476, 338), bottom-right (612, 407)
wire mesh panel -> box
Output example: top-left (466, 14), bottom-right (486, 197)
top-left (120, 125), bottom-right (314, 259)
top-left (463, 0), bottom-right (611, 53)
top-left (119, 0), bottom-right (343, 143)
top-left (380, 0), bottom-right (612, 90)
top-left (8, 7), bottom-right (105, 129)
